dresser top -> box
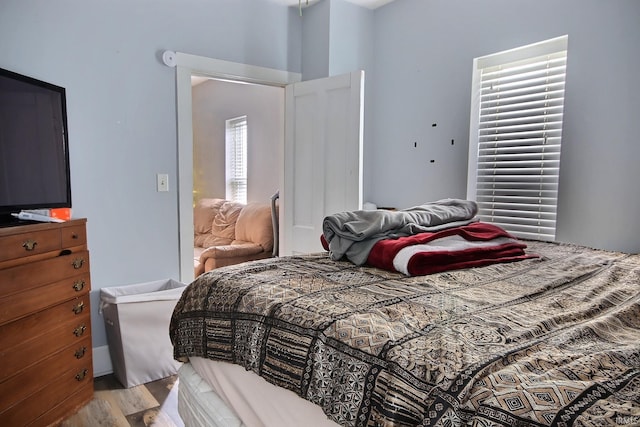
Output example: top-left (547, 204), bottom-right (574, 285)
top-left (0, 218), bottom-right (87, 237)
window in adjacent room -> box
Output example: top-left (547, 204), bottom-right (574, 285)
top-left (467, 36), bottom-right (568, 241)
top-left (225, 115), bottom-right (247, 204)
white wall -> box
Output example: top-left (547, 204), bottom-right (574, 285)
top-left (368, 0), bottom-right (640, 253)
top-left (0, 0), bottom-right (300, 350)
top-left (192, 79), bottom-right (284, 203)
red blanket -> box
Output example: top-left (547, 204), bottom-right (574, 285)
top-left (367, 222), bottom-right (538, 275)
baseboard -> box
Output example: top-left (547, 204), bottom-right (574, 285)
top-left (93, 345), bottom-right (113, 377)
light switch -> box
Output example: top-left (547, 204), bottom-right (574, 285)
top-left (157, 173), bottom-right (169, 192)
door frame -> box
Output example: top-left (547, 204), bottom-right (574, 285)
top-left (174, 52), bottom-right (301, 283)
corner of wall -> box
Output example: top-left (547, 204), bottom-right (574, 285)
top-left (93, 345), bottom-right (113, 378)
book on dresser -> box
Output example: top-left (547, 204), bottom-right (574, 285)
top-left (0, 219), bottom-right (93, 426)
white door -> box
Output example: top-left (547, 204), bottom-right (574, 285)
top-left (280, 71), bottom-right (364, 255)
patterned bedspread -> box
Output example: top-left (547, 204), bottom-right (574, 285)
top-left (170, 240), bottom-right (640, 426)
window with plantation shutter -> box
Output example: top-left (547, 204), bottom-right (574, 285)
top-left (225, 115), bottom-right (247, 204)
top-left (467, 36), bottom-right (568, 241)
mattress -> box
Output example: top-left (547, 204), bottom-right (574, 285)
top-left (172, 240), bottom-right (640, 426)
top-left (177, 360), bottom-right (244, 427)
top-left (179, 357), bottom-right (340, 427)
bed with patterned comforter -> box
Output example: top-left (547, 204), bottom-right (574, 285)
top-left (170, 239), bottom-right (640, 426)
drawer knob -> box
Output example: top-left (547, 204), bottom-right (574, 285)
top-left (73, 280), bottom-right (85, 292)
top-left (75, 346), bottom-right (87, 359)
top-left (75, 368), bottom-right (89, 381)
top-left (72, 233), bottom-right (79, 239)
top-left (72, 301), bottom-right (84, 315)
top-left (73, 324), bottom-right (86, 337)
top-left (72, 258), bottom-right (85, 269)
top-left (22, 239), bottom-right (38, 251)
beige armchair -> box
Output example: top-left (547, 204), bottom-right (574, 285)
top-left (194, 198), bottom-right (275, 276)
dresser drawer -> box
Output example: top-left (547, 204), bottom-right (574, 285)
top-left (0, 296), bottom-right (90, 350)
top-left (0, 353), bottom-right (93, 427)
top-left (61, 223), bottom-right (87, 248)
top-left (0, 299), bottom-right (91, 379)
top-left (0, 336), bottom-right (92, 413)
top-left (27, 381), bottom-right (94, 427)
top-left (0, 272), bottom-right (90, 325)
top-left (0, 250), bottom-right (90, 299)
top-left (0, 229), bottom-right (61, 264)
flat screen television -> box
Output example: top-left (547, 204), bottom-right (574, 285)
top-left (0, 67), bottom-right (71, 225)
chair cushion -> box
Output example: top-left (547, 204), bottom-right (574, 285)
top-left (234, 202), bottom-right (273, 251)
top-left (211, 201), bottom-right (244, 240)
top-left (200, 235), bottom-right (233, 249)
top-left (199, 243), bottom-right (265, 259)
top-left (194, 198), bottom-right (226, 235)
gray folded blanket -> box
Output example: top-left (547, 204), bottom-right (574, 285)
top-left (322, 198), bottom-right (478, 265)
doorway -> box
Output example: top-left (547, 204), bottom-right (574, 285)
top-left (174, 53), bottom-right (301, 283)
top-left (192, 78), bottom-right (283, 205)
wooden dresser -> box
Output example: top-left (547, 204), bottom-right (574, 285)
top-left (0, 219), bottom-right (93, 426)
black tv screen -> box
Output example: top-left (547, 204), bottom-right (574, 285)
top-left (0, 67), bottom-right (71, 222)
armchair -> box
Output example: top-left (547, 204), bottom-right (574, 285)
top-left (194, 198), bottom-right (276, 276)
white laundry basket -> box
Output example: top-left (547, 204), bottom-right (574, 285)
top-left (100, 279), bottom-right (187, 387)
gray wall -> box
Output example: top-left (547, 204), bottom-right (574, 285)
top-left (1, 0), bottom-right (639, 351)
top-left (301, 0), bottom-right (377, 207)
top-left (301, 0), bottom-right (375, 80)
top-left (368, 0), bottom-right (640, 253)
top-left (0, 0), bottom-right (300, 349)
top-left (301, 0), bottom-right (331, 80)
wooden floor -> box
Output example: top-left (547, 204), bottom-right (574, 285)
top-left (61, 374), bottom-right (184, 427)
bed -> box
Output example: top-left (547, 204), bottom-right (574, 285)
top-left (170, 202), bottom-right (640, 427)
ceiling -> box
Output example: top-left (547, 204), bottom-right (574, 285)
top-left (270, 0), bottom-right (396, 9)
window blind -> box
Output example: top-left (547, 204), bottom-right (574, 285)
top-left (225, 116), bottom-right (247, 204)
top-left (468, 37), bottom-right (568, 241)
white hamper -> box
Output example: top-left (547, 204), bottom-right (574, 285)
top-left (100, 279), bottom-right (187, 387)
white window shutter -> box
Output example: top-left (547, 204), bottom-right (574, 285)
top-left (225, 116), bottom-right (247, 204)
top-left (468, 37), bottom-right (568, 241)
